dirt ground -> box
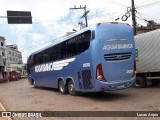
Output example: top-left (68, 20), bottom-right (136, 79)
top-left (0, 79), bottom-right (159, 120)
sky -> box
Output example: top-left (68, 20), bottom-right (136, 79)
top-left (0, 0), bottom-right (160, 63)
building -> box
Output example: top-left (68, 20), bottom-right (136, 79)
top-left (0, 36), bottom-right (7, 79)
top-left (6, 44), bottom-right (23, 65)
top-left (5, 44), bottom-right (26, 78)
top-left (0, 36), bottom-right (25, 79)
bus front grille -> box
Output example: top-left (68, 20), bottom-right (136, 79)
top-left (104, 52), bottom-right (132, 61)
top-left (81, 69), bottom-right (92, 89)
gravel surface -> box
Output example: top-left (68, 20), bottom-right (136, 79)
top-left (0, 79), bottom-right (159, 120)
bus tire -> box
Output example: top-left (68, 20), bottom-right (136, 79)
top-left (135, 76), bottom-right (146, 88)
top-left (152, 80), bottom-right (159, 86)
top-left (68, 80), bottom-right (78, 96)
top-left (59, 80), bottom-right (67, 94)
top-left (32, 79), bottom-right (38, 88)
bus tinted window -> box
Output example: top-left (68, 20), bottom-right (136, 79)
top-left (73, 30), bottom-right (90, 55)
top-left (37, 53), bottom-right (43, 64)
top-left (27, 54), bottom-right (37, 70)
top-left (47, 44), bottom-right (62, 61)
top-left (63, 30), bottom-right (91, 58)
top-left (33, 30), bottom-right (91, 65)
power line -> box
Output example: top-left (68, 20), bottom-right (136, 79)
top-left (74, 9), bottom-right (83, 14)
top-left (0, 12), bottom-right (79, 25)
top-left (136, 12), bottom-right (160, 24)
top-left (136, 11), bottom-right (147, 22)
top-left (33, 12), bottom-right (79, 23)
top-left (21, 36), bottom-right (64, 52)
top-left (136, 1), bottom-right (160, 9)
top-left (109, 0), bottom-right (128, 7)
top-left (0, 17), bottom-right (78, 26)
top-left (70, 5), bottom-right (90, 27)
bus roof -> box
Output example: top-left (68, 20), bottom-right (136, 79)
top-left (29, 22), bottom-right (130, 56)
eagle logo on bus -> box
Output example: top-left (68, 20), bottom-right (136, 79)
top-left (35, 58), bottom-right (76, 73)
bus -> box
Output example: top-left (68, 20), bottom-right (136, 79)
top-left (27, 22), bottom-right (136, 96)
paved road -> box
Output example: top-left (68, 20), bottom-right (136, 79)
top-left (0, 79), bottom-right (159, 120)
top-left (0, 102), bottom-right (11, 120)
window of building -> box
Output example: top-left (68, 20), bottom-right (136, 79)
top-left (9, 51), bottom-right (11, 54)
top-left (1, 42), bottom-right (4, 47)
top-left (2, 52), bottom-right (5, 56)
top-left (18, 54), bottom-right (21, 58)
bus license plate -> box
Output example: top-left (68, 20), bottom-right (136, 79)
top-left (117, 85), bottom-right (125, 89)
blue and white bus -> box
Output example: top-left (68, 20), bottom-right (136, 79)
top-left (27, 22), bottom-right (136, 95)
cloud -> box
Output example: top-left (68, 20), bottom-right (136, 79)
top-left (9, 25), bottom-right (32, 34)
top-left (1, 0), bottom-right (160, 63)
top-left (31, 33), bottom-right (44, 41)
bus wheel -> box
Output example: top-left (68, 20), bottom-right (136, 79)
top-left (152, 80), bottom-right (159, 86)
top-left (59, 80), bottom-right (67, 94)
top-left (135, 76), bottom-right (146, 88)
top-left (33, 79), bottom-right (38, 88)
top-left (68, 80), bottom-right (78, 96)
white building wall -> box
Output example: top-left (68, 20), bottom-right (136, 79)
top-left (0, 37), bottom-right (23, 79)
top-left (6, 44), bottom-right (23, 66)
top-left (0, 36), bottom-right (7, 79)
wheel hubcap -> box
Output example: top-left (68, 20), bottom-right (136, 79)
top-left (136, 80), bottom-right (140, 86)
top-left (60, 82), bottom-right (64, 92)
top-left (69, 84), bottom-right (74, 93)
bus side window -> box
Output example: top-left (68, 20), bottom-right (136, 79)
top-left (37, 53), bottom-right (43, 64)
top-left (77, 31), bottom-right (91, 54)
top-left (61, 41), bottom-right (68, 59)
top-left (47, 44), bottom-right (62, 62)
top-left (43, 54), bottom-right (49, 63)
top-left (67, 38), bottom-right (76, 57)
top-left (27, 56), bottom-right (32, 74)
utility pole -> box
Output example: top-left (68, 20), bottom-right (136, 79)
top-left (70, 5), bottom-right (89, 27)
top-left (131, 0), bottom-right (137, 35)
